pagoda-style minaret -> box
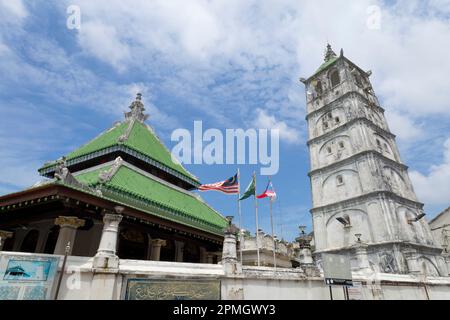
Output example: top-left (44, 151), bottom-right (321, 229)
top-left (301, 45), bottom-right (448, 276)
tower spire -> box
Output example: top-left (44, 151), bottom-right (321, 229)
top-left (324, 43), bottom-right (337, 62)
top-left (125, 93), bottom-right (149, 122)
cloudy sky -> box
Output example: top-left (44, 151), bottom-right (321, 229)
top-left (0, 0), bottom-right (449, 240)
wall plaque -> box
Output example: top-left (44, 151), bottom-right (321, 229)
top-left (0, 253), bottom-right (59, 300)
top-left (124, 279), bottom-right (221, 300)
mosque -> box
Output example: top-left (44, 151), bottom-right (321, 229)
top-left (0, 45), bottom-right (449, 300)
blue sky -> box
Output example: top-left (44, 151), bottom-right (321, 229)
top-left (1, 0), bottom-right (450, 241)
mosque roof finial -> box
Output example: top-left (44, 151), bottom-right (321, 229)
top-left (324, 43), bottom-right (337, 62)
top-left (124, 93), bottom-right (149, 122)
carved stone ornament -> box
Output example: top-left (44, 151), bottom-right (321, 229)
top-left (55, 216), bottom-right (85, 228)
top-left (54, 161), bottom-right (85, 189)
top-left (379, 252), bottom-right (398, 274)
top-left (99, 156), bottom-right (123, 183)
top-left (124, 93), bottom-right (149, 123)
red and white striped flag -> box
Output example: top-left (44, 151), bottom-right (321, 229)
top-left (257, 180), bottom-right (277, 200)
top-left (198, 174), bottom-right (239, 195)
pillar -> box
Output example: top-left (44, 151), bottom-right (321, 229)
top-left (222, 232), bottom-right (242, 275)
top-left (354, 242), bottom-right (372, 272)
top-left (299, 247), bottom-right (314, 264)
top-left (403, 247), bottom-right (421, 275)
top-left (0, 231), bottom-right (13, 251)
top-left (54, 216), bottom-right (85, 255)
top-left (174, 240), bottom-right (185, 262)
top-left (92, 213), bottom-right (122, 270)
top-left (90, 211), bottom-right (123, 300)
top-left (150, 239), bottom-right (166, 261)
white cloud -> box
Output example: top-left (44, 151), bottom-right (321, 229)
top-left (63, 0), bottom-right (450, 142)
top-left (253, 108), bottom-right (301, 145)
top-left (385, 110), bottom-right (424, 141)
top-left (79, 21), bottom-right (130, 71)
top-left (410, 137), bottom-right (450, 206)
top-left (0, 0), bottom-right (27, 20)
top-left (1, 0), bottom-right (450, 198)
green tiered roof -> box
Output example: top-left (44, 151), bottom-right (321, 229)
top-left (67, 160), bottom-right (227, 235)
top-left (39, 95), bottom-right (199, 186)
top-left (313, 56), bottom-right (338, 77)
top-left (306, 44), bottom-right (340, 81)
top-left (35, 94), bottom-right (227, 235)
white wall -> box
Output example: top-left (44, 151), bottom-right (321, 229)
top-left (2, 252), bottom-right (450, 300)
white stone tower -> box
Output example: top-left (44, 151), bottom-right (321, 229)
top-left (301, 44), bottom-right (447, 276)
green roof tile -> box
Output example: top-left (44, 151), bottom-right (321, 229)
top-left (75, 165), bottom-right (112, 185)
top-left (41, 119), bottom-right (198, 184)
top-left (66, 122), bottom-right (128, 159)
top-left (74, 164), bottom-right (227, 232)
top-left (123, 121), bottom-right (193, 180)
top-left (308, 56), bottom-right (339, 80)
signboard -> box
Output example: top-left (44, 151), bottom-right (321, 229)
top-left (0, 253), bottom-right (60, 300)
top-left (322, 253), bottom-right (353, 286)
top-left (347, 281), bottom-right (363, 300)
top-left (124, 279), bottom-right (221, 300)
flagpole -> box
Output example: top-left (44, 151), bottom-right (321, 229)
top-left (270, 196), bottom-right (276, 271)
top-left (237, 168), bottom-right (243, 264)
top-left (254, 171), bottom-right (260, 267)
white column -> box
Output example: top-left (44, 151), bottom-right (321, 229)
top-left (54, 217), bottom-right (85, 255)
top-left (0, 231), bottom-right (13, 251)
top-left (90, 211), bottom-right (123, 300)
top-left (150, 239), bottom-right (166, 261)
top-left (299, 247), bottom-right (314, 264)
top-left (403, 247), bottom-right (421, 275)
top-left (222, 232), bottom-right (242, 275)
top-left (93, 213), bottom-right (122, 269)
top-left (354, 242), bottom-right (372, 273)
top-left (174, 240), bottom-right (185, 262)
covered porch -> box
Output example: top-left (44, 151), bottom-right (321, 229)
top-left (0, 183), bottom-right (223, 264)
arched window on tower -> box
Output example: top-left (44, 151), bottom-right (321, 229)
top-left (336, 175), bottom-right (344, 186)
top-left (315, 80), bottom-right (323, 96)
top-left (330, 70), bottom-right (341, 87)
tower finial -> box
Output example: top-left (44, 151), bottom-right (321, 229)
top-left (124, 93), bottom-right (149, 122)
top-left (324, 43), bottom-right (337, 62)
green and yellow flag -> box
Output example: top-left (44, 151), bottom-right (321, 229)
top-left (239, 174), bottom-right (255, 201)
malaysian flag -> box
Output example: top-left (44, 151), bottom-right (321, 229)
top-left (198, 174), bottom-right (239, 194)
